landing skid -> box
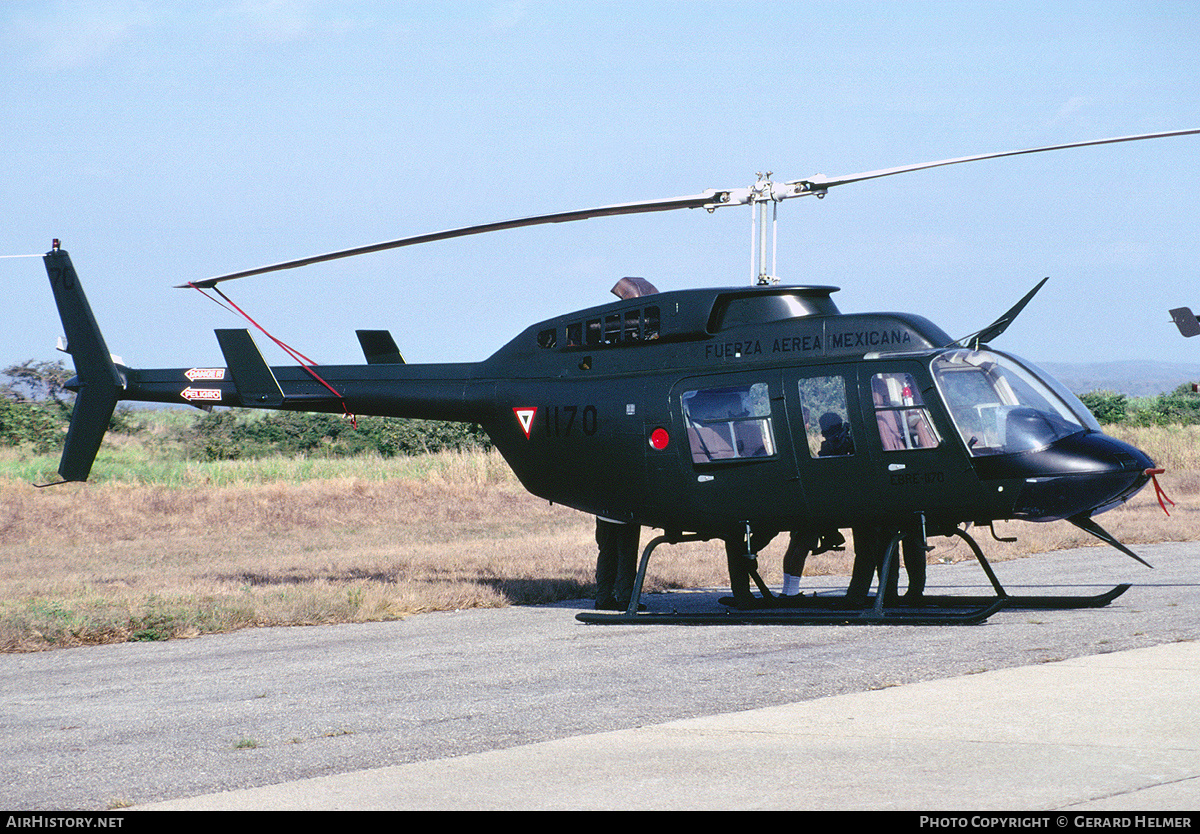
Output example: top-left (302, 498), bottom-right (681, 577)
top-left (574, 525), bottom-right (1131, 626)
top-left (919, 584), bottom-right (1129, 610)
top-left (576, 595), bottom-right (1006, 625)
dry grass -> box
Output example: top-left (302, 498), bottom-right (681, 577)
top-left (0, 451), bottom-right (601, 650)
top-left (1, 428), bottom-right (1195, 651)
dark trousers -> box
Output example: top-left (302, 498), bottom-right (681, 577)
top-left (595, 519), bottom-right (640, 605)
top-left (847, 525), bottom-right (927, 602)
top-left (723, 530), bottom-right (776, 602)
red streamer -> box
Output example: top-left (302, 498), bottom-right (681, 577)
top-left (188, 283), bottom-right (357, 427)
top-left (1145, 468), bottom-right (1174, 516)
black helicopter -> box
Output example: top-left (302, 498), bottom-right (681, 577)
top-left (38, 129), bottom-right (1196, 625)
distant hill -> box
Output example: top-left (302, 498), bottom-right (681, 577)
top-left (1035, 360), bottom-right (1200, 397)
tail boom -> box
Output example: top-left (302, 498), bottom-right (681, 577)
top-left (42, 246), bottom-right (492, 480)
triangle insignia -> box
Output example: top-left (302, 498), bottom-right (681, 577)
top-left (513, 407), bottom-right (537, 439)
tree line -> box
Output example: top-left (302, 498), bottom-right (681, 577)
top-left (0, 360), bottom-right (489, 458)
top-left (1077, 385), bottom-right (1200, 426)
top-left (4, 359), bottom-right (1199, 456)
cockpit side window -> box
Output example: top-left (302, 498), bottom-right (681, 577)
top-left (566, 322), bottom-right (583, 347)
top-left (559, 305), bottom-right (661, 348)
top-left (870, 373), bottom-right (940, 452)
top-left (682, 382), bottom-right (776, 464)
top-left (796, 376), bottom-right (855, 458)
top-left (932, 349), bottom-right (1090, 456)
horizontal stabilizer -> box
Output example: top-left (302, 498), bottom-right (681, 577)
top-left (356, 330), bottom-right (405, 365)
top-left (1169, 307), bottom-right (1200, 338)
top-left (214, 329), bottom-right (285, 407)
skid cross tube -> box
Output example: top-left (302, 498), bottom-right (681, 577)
top-left (625, 532), bottom-right (712, 616)
top-left (872, 529), bottom-right (907, 616)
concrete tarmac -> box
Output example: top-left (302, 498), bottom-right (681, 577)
top-left (139, 640), bottom-right (1199, 810)
top-left (4, 541), bottom-right (1198, 812)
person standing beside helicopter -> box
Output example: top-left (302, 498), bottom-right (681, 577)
top-left (845, 522), bottom-right (927, 605)
top-left (594, 518), bottom-right (640, 611)
top-left (780, 412), bottom-right (854, 596)
top-left (776, 409), bottom-right (854, 599)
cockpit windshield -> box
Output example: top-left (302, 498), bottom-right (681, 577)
top-left (931, 349), bottom-right (1100, 456)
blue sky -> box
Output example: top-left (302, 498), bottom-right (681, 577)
top-left (3, 1), bottom-right (1199, 373)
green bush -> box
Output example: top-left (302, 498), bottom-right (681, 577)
top-left (0, 400), bottom-right (64, 452)
top-left (1078, 390), bottom-right (1128, 425)
top-left (1076, 384), bottom-right (1200, 428)
top-left (174, 409), bottom-right (490, 461)
top-left (1131, 383), bottom-right (1200, 427)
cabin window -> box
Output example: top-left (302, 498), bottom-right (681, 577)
top-left (870, 373), bottom-right (940, 451)
top-left (796, 376), bottom-right (855, 458)
top-left (682, 382), bottom-right (776, 464)
top-left (585, 318), bottom-right (602, 346)
top-left (566, 322), bottom-right (583, 347)
top-left (537, 328), bottom-right (557, 349)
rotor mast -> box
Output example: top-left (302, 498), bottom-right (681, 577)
top-left (746, 171), bottom-right (830, 285)
top-left (751, 173), bottom-right (776, 285)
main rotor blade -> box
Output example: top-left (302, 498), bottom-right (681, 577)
top-left (185, 190), bottom-right (729, 288)
top-left (791, 128), bottom-right (1200, 192)
top-left (186, 128), bottom-right (1199, 288)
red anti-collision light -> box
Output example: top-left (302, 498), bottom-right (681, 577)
top-left (649, 427), bottom-right (670, 450)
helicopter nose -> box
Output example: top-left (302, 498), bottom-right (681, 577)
top-left (1001, 432), bottom-right (1155, 522)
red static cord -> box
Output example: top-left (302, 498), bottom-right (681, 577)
top-left (188, 283), bottom-right (357, 427)
top-left (1145, 468), bottom-right (1174, 516)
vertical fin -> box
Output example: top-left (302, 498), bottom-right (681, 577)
top-left (43, 245), bottom-right (124, 481)
top-left (1169, 307), bottom-right (1200, 337)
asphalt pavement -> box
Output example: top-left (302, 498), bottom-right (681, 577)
top-left (139, 640), bottom-right (1200, 811)
top-left (3, 541), bottom-right (1198, 811)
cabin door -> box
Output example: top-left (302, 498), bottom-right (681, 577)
top-left (853, 361), bottom-right (981, 521)
top-left (671, 370), bottom-right (805, 532)
top-left (783, 367), bottom-right (874, 527)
